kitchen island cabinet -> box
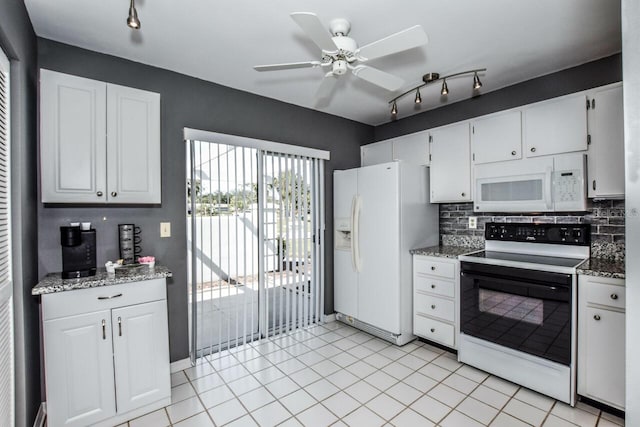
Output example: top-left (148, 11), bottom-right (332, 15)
top-left (35, 268), bottom-right (172, 427)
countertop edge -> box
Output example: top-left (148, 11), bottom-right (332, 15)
top-left (410, 245), bottom-right (482, 259)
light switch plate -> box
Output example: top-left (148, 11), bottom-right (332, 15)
top-left (468, 217), bottom-right (477, 229)
top-left (160, 222), bottom-right (171, 238)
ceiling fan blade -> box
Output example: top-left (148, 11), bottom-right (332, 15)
top-left (315, 72), bottom-right (338, 104)
top-left (290, 12), bottom-right (338, 53)
top-left (254, 61), bottom-right (322, 72)
top-left (351, 65), bottom-right (404, 91)
top-left (356, 25), bottom-right (428, 61)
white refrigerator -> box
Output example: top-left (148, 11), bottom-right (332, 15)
top-left (333, 161), bottom-right (439, 345)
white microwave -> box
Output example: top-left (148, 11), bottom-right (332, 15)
top-left (473, 153), bottom-right (587, 213)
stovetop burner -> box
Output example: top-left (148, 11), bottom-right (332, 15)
top-left (464, 250), bottom-right (586, 268)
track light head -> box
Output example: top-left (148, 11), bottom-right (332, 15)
top-left (473, 72), bottom-right (482, 90)
top-left (127, 0), bottom-right (141, 29)
top-left (414, 89), bottom-right (422, 104)
top-left (391, 101), bottom-right (398, 117)
top-left (441, 80), bottom-right (449, 96)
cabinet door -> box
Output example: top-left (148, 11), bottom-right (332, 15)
top-left (106, 84), bottom-right (161, 203)
top-left (361, 140), bottom-right (393, 166)
top-left (471, 110), bottom-right (522, 164)
top-left (579, 306), bottom-right (625, 409)
top-left (112, 300), bottom-right (170, 413)
top-left (43, 310), bottom-right (116, 427)
top-left (40, 69), bottom-right (107, 203)
top-left (393, 131), bottom-right (430, 165)
top-left (429, 123), bottom-right (471, 202)
top-left (523, 94), bottom-right (588, 157)
top-left (587, 85), bottom-right (624, 198)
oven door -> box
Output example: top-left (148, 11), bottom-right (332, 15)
top-left (460, 262), bottom-right (572, 365)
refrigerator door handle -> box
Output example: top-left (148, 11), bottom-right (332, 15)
top-left (353, 195), bottom-right (362, 273)
top-left (350, 196), bottom-right (357, 272)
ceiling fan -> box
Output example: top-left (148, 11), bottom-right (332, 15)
top-left (254, 12), bottom-right (428, 104)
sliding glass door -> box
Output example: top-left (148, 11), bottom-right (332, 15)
top-left (187, 137), bottom-right (325, 361)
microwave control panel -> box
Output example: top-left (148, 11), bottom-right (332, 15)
top-left (485, 223), bottom-right (590, 245)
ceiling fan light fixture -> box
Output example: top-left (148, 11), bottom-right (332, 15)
top-left (414, 89), bottom-right (422, 104)
top-left (441, 79), bottom-right (449, 96)
top-left (473, 72), bottom-right (482, 90)
top-left (127, 0), bottom-right (141, 29)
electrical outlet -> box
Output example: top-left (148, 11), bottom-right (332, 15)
top-left (160, 222), bottom-right (171, 238)
top-left (468, 217), bottom-right (478, 229)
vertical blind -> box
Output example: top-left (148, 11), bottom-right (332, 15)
top-left (187, 136), bottom-right (326, 361)
top-left (0, 48), bottom-right (13, 426)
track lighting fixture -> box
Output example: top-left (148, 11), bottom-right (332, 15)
top-left (127, 0), bottom-right (141, 30)
top-left (473, 72), bottom-right (483, 90)
top-left (414, 89), bottom-right (422, 104)
top-left (388, 68), bottom-right (486, 119)
top-left (440, 79), bottom-right (449, 96)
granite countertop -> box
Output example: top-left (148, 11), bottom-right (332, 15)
top-left (32, 265), bottom-right (173, 296)
top-left (577, 258), bottom-right (625, 280)
top-left (410, 245), bottom-right (482, 259)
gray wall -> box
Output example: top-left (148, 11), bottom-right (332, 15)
top-left (37, 38), bottom-right (371, 362)
top-left (373, 54), bottom-right (622, 141)
top-left (0, 0), bottom-right (40, 425)
top-left (622, 0), bottom-right (640, 422)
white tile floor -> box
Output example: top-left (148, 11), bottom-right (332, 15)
top-left (121, 322), bottom-right (625, 427)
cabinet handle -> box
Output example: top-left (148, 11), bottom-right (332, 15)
top-left (431, 304), bottom-right (436, 309)
top-left (98, 293), bottom-right (123, 300)
top-left (97, 191), bottom-right (103, 197)
top-left (530, 147), bottom-right (536, 153)
top-left (593, 180), bottom-right (596, 191)
top-left (594, 314), bottom-right (601, 321)
top-left (511, 151), bottom-right (516, 156)
top-left (461, 192), bottom-right (466, 197)
top-left (111, 191), bottom-right (118, 197)
top-left (610, 293), bottom-right (619, 300)
top-left (102, 319), bottom-right (106, 340)
top-left (430, 266), bottom-right (436, 271)
top-left (118, 317), bottom-right (122, 336)
top-left (431, 284), bottom-right (436, 289)
top-left (430, 328), bottom-right (435, 333)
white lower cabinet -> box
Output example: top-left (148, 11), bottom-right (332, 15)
top-left (413, 255), bottom-right (459, 349)
top-left (42, 279), bottom-right (171, 427)
top-left (578, 275), bottom-right (625, 410)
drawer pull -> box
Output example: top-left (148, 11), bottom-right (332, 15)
top-left (118, 317), bottom-right (122, 336)
top-left (430, 266), bottom-right (436, 271)
top-left (98, 293), bottom-right (123, 300)
top-left (431, 305), bottom-right (436, 309)
top-left (431, 284), bottom-right (436, 289)
top-left (511, 150), bottom-right (517, 156)
top-left (610, 293), bottom-right (619, 300)
top-left (102, 319), bottom-right (106, 340)
top-left (430, 328), bottom-right (435, 333)
top-left (594, 314), bottom-right (601, 321)
top-left (530, 147), bottom-right (536, 153)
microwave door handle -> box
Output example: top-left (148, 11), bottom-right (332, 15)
top-left (545, 167), bottom-right (553, 210)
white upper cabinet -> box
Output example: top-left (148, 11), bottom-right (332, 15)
top-left (586, 84), bottom-right (624, 198)
top-left (40, 70), bottom-right (108, 203)
top-left (106, 84), bottom-right (161, 203)
top-left (361, 139), bottom-right (393, 166)
top-left (523, 93), bottom-right (588, 157)
top-left (393, 131), bottom-right (430, 166)
top-left (471, 110), bottom-right (522, 164)
top-left (429, 122), bottom-right (472, 203)
top-left (40, 69), bottom-right (161, 204)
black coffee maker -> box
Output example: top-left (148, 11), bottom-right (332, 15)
top-left (60, 226), bottom-right (97, 279)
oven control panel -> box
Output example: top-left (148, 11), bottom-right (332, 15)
top-left (485, 223), bottom-right (590, 245)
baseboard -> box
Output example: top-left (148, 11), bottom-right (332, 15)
top-left (170, 358), bottom-right (192, 373)
top-left (322, 313), bottom-right (336, 323)
top-left (33, 402), bottom-right (46, 427)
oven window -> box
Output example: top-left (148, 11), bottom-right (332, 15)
top-left (481, 179), bottom-right (543, 201)
top-left (479, 289), bottom-right (544, 325)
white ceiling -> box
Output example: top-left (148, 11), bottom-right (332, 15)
top-left (24, 0), bottom-right (621, 126)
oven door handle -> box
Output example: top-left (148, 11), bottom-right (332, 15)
top-left (461, 271), bottom-right (570, 301)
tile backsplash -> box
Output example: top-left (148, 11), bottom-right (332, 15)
top-left (439, 199), bottom-right (625, 261)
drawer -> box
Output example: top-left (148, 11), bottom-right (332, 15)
top-left (584, 281), bottom-right (625, 310)
top-left (414, 293), bottom-right (455, 322)
top-left (414, 315), bottom-right (455, 347)
top-left (414, 275), bottom-right (455, 298)
top-left (42, 278), bottom-right (167, 320)
top-left (414, 257), bottom-right (456, 279)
